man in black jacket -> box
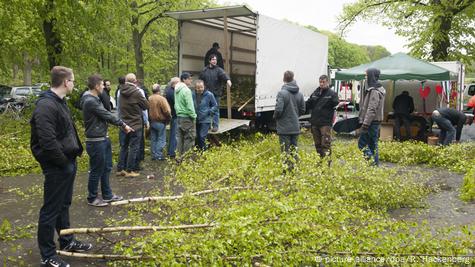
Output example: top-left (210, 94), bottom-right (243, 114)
top-left (199, 54), bottom-right (232, 131)
top-left (30, 66), bottom-right (91, 267)
top-left (165, 77), bottom-right (180, 158)
top-left (306, 75), bottom-right (339, 158)
top-left (432, 108), bottom-right (473, 145)
top-left (81, 74), bottom-right (133, 207)
top-left (392, 91), bottom-right (415, 140)
top-left (204, 42), bottom-right (224, 69)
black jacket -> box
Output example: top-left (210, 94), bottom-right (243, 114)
top-left (392, 94), bottom-right (414, 115)
top-left (199, 65), bottom-right (230, 97)
top-left (165, 85), bottom-right (176, 118)
top-left (438, 108), bottom-right (466, 141)
top-left (30, 90), bottom-right (83, 167)
top-left (306, 87), bottom-right (339, 126)
top-left (80, 91), bottom-right (124, 138)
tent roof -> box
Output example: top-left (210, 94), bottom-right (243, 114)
top-left (335, 53), bottom-right (457, 81)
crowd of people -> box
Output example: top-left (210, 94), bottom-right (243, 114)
top-left (30, 55), bottom-right (474, 266)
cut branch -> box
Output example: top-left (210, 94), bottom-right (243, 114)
top-left (60, 223), bottom-right (215, 236)
top-left (57, 251), bottom-right (154, 261)
top-left (111, 186), bottom-right (253, 206)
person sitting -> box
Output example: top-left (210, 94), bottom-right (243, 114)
top-left (392, 91), bottom-right (414, 140)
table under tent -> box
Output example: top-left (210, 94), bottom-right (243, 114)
top-left (334, 53), bottom-right (459, 141)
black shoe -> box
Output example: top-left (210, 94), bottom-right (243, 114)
top-left (41, 255), bottom-right (70, 267)
top-left (61, 240), bottom-right (93, 252)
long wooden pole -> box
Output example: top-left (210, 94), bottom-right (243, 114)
top-left (223, 12), bottom-right (232, 119)
top-left (60, 223), bottom-right (215, 236)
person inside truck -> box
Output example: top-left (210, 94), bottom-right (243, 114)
top-left (199, 54), bottom-right (232, 132)
top-left (431, 108), bottom-right (473, 145)
top-left (204, 42), bottom-right (224, 69)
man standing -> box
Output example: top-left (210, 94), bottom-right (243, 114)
top-left (118, 73), bottom-right (149, 177)
top-left (392, 91), bottom-right (415, 140)
top-left (175, 72), bottom-right (197, 157)
top-left (81, 74), bottom-right (133, 207)
top-left (358, 68), bottom-right (386, 166)
top-left (432, 108), bottom-right (473, 145)
top-left (165, 77), bottom-right (180, 158)
top-left (273, 71), bottom-right (305, 170)
top-left (204, 42), bottom-right (224, 69)
top-left (30, 66), bottom-right (91, 267)
top-left (199, 54), bottom-right (232, 131)
top-left (306, 75), bottom-right (339, 158)
top-left (193, 79), bottom-right (218, 150)
top-left (149, 84), bottom-right (171, 160)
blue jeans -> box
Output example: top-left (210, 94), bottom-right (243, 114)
top-left (279, 134), bottom-right (299, 170)
top-left (118, 128), bottom-right (143, 172)
top-left (358, 122), bottom-right (380, 166)
top-left (117, 130), bottom-right (127, 171)
top-left (432, 113), bottom-right (456, 145)
top-left (150, 121), bottom-right (166, 159)
top-left (168, 117), bottom-right (177, 157)
top-left (38, 160), bottom-right (76, 259)
top-left (197, 123), bottom-right (211, 150)
top-left (86, 138), bottom-right (113, 202)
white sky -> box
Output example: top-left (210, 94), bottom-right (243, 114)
top-left (217, 0), bottom-right (409, 54)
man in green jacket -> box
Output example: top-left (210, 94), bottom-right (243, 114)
top-left (175, 72), bottom-right (197, 158)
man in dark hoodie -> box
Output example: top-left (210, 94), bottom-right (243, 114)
top-left (117, 73), bottom-right (149, 177)
top-left (431, 108), bottom-right (473, 145)
top-left (306, 74), bottom-right (339, 158)
top-left (392, 90), bottom-right (415, 140)
top-left (81, 74), bottom-right (133, 207)
top-left (358, 68), bottom-right (386, 166)
top-left (30, 66), bottom-right (91, 267)
top-left (273, 70), bottom-right (305, 170)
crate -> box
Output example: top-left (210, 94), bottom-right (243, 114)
top-left (427, 136), bottom-right (439, 145)
top-left (379, 122), bottom-right (393, 141)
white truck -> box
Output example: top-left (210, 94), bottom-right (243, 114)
top-left (166, 5), bottom-right (328, 131)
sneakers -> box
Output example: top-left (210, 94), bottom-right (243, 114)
top-left (41, 255), bottom-right (70, 267)
top-left (103, 195), bottom-right (123, 203)
top-left (124, 171), bottom-right (140, 177)
top-left (116, 170), bottom-right (127, 176)
top-left (87, 198), bottom-right (108, 207)
top-left (61, 240), bottom-right (93, 252)
top-left (211, 126), bottom-right (218, 132)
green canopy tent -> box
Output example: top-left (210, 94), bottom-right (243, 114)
top-left (335, 52), bottom-right (457, 81)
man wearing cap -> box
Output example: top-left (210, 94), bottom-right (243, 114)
top-left (175, 72), bottom-right (197, 157)
top-left (431, 108), bottom-right (473, 145)
top-left (199, 54), bottom-right (232, 132)
top-left (204, 42), bottom-right (224, 69)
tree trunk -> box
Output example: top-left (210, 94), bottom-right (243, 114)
top-left (12, 64), bottom-right (19, 80)
top-left (430, 13), bottom-right (452, 61)
top-left (132, 27), bottom-right (145, 82)
top-left (23, 53), bottom-right (32, 86)
top-left (42, 0), bottom-right (62, 69)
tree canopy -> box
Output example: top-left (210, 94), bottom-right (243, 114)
top-left (338, 0), bottom-right (475, 65)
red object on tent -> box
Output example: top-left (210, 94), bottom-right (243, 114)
top-left (450, 90), bottom-right (457, 100)
top-left (419, 85), bottom-right (431, 98)
top-left (435, 84), bottom-right (443, 95)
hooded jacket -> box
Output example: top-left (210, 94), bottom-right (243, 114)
top-left (30, 90), bottom-right (83, 167)
top-left (193, 90), bottom-right (218, 124)
top-left (174, 82), bottom-right (197, 119)
top-left (273, 80), bottom-right (305, 135)
top-left (119, 82), bottom-right (149, 130)
top-left (80, 91), bottom-right (124, 138)
top-left (306, 87), bottom-right (339, 126)
top-left (359, 68), bottom-right (386, 126)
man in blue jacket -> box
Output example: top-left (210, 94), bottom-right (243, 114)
top-left (193, 79), bottom-right (218, 150)
top-left (81, 74), bottom-right (133, 207)
top-left (30, 66), bottom-right (91, 267)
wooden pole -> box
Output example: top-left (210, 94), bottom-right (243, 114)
top-left (60, 223), bottom-right (215, 236)
top-left (223, 12), bottom-right (232, 119)
top-left (110, 186), bottom-right (252, 206)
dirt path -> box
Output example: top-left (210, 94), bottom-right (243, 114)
top-left (1, 159), bottom-right (475, 266)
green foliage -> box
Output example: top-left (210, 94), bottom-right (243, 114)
top-left (379, 141), bottom-right (475, 201)
top-left (0, 219), bottom-right (33, 242)
top-left (106, 136), bottom-right (475, 265)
